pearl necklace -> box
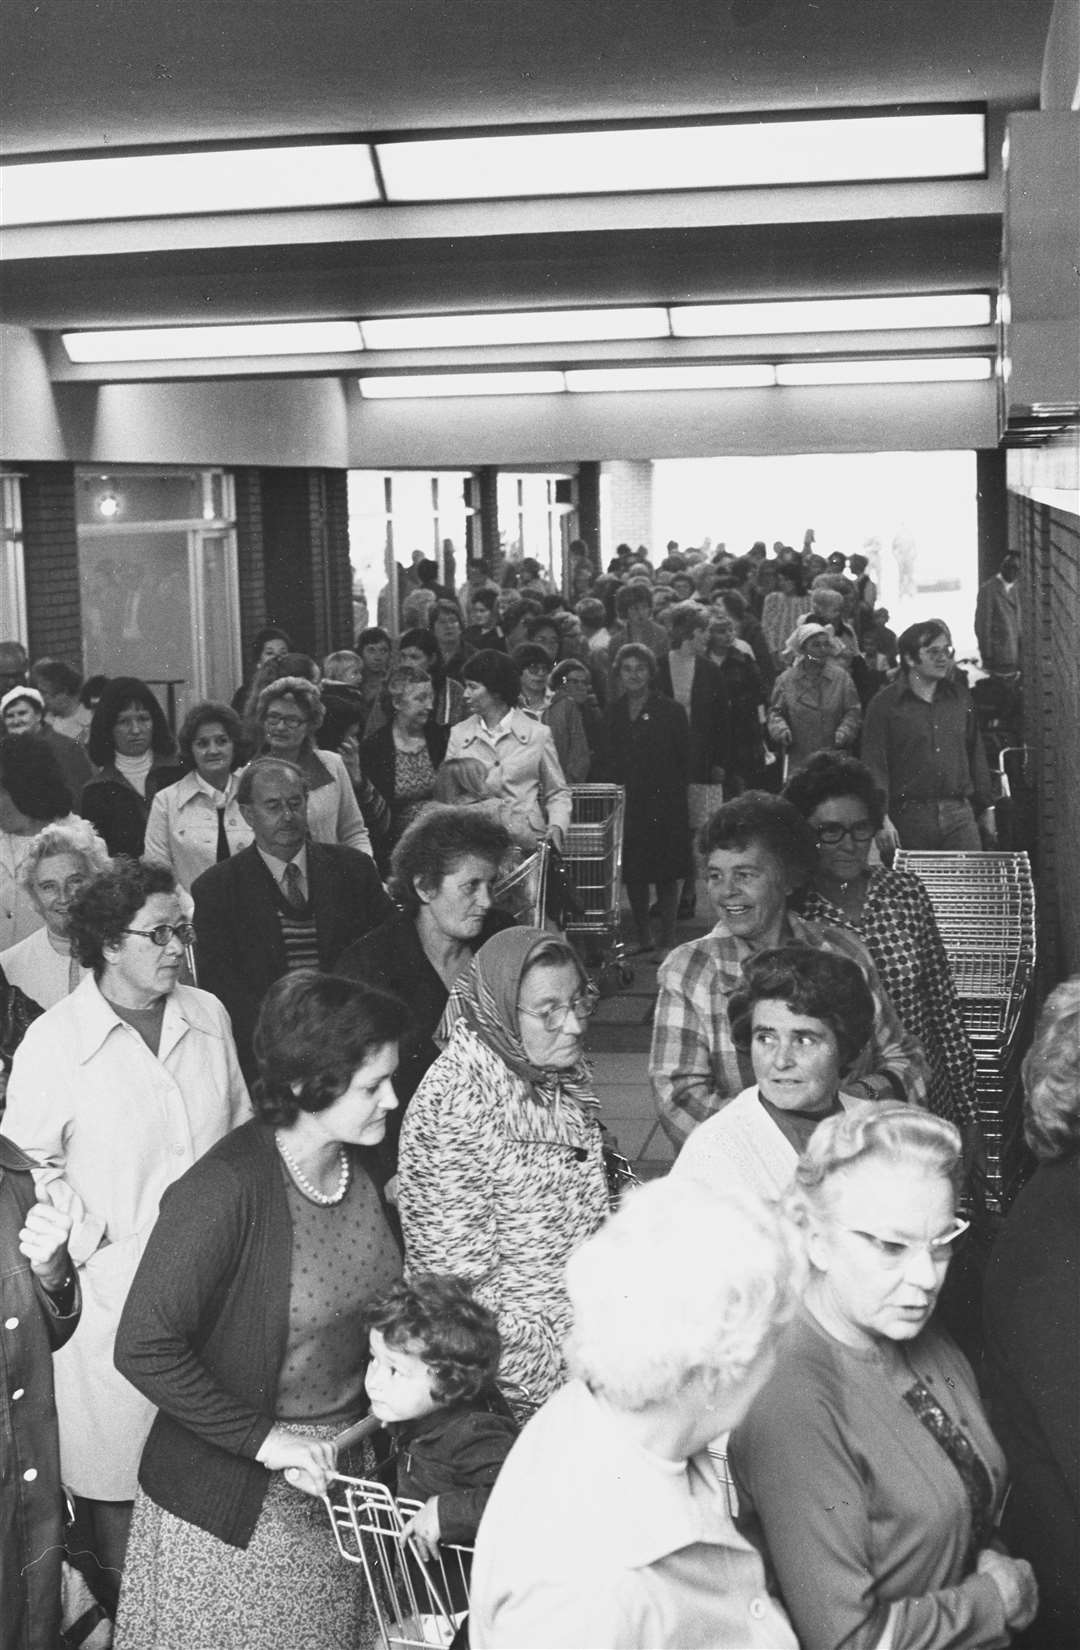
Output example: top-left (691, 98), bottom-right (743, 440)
top-left (275, 1133), bottom-right (351, 1206)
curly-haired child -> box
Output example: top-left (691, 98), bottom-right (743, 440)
top-left (365, 1272), bottom-right (518, 1561)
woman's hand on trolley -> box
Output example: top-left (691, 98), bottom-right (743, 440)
top-left (256, 1425), bottom-right (338, 1497)
top-left (545, 824), bottom-right (565, 854)
top-left (401, 1495), bottom-right (442, 1562)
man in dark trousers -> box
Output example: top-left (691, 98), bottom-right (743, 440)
top-left (191, 757), bottom-right (392, 1072)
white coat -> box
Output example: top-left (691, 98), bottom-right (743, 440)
top-left (142, 770), bottom-right (254, 890)
top-left (3, 976), bottom-right (250, 1499)
top-left (446, 709), bottom-right (572, 848)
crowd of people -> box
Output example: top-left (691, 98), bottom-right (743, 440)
top-left (0, 531), bottom-right (1073, 1650)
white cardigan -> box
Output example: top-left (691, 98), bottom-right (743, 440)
top-left (670, 1084), bottom-right (858, 1202)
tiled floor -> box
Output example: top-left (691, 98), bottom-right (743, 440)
top-left (583, 906), bottom-right (710, 1180)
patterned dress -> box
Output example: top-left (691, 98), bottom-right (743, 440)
top-left (797, 868), bottom-right (978, 1131)
top-left (397, 1020), bottom-right (609, 1419)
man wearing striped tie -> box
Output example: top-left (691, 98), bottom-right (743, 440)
top-left (191, 758), bottom-right (391, 1074)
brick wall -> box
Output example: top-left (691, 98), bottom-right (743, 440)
top-left (19, 463), bottom-right (84, 668)
top-left (602, 459), bottom-right (654, 557)
top-left (244, 468), bottom-right (353, 663)
top-left (1012, 493), bottom-right (1080, 985)
top-left (233, 468), bottom-right (266, 671)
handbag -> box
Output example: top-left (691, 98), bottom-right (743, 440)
top-left (543, 843), bottom-right (585, 927)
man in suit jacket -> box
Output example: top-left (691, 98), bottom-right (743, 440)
top-left (191, 758), bottom-right (392, 1072)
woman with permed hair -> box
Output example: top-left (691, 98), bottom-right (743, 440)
top-left (3, 857), bottom-right (249, 1619)
top-left (730, 1103), bottom-right (1037, 1650)
top-left (143, 700), bottom-right (253, 890)
top-left (249, 675), bottom-right (371, 852)
top-left (81, 676), bottom-right (183, 858)
top-left (672, 944), bottom-right (875, 1202)
top-left (0, 815), bottom-right (111, 1007)
top-left (1, 733), bottom-right (78, 949)
top-left (113, 970), bottom-right (410, 1648)
top-left (982, 978), bottom-right (1080, 1648)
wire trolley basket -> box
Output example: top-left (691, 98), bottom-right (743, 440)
top-left (561, 783), bottom-right (631, 989)
top-left (324, 1475), bottom-right (474, 1650)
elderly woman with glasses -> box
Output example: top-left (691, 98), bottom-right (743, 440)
top-left (252, 676), bottom-right (372, 854)
top-left (398, 928), bottom-right (609, 1421)
top-left (3, 859), bottom-right (250, 1617)
top-left (729, 1103), bottom-right (1037, 1650)
top-left (785, 752), bottom-right (981, 1155)
top-left (0, 816), bottom-right (111, 1009)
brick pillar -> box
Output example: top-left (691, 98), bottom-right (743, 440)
top-left (976, 449), bottom-right (1009, 583)
top-left (19, 463), bottom-right (83, 667)
top-left (476, 466), bottom-right (501, 576)
top-left (232, 468), bottom-right (266, 670)
top-left (257, 468), bottom-right (353, 661)
top-left (602, 459), bottom-right (654, 558)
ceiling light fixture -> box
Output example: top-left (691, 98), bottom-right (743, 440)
top-left (62, 320), bottom-right (365, 363)
top-left (359, 371), bottom-right (567, 399)
top-left (565, 364), bottom-right (777, 392)
top-left (360, 308), bottom-right (669, 350)
top-left (672, 293), bottom-right (992, 337)
top-left (776, 356), bottom-right (993, 385)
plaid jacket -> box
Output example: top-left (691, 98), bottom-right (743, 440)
top-left (649, 911), bottom-right (932, 1147)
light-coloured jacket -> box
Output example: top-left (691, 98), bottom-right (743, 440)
top-left (143, 771), bottom-right (254, 890)
top-left (3, 977), bottom-right (250, 1498)
top-left (446, 709), bottom-right (572, 847)
top-left (672, 1084), bottom-right (860, 1202)
top-left (767, 658), bottom-right (861, 773)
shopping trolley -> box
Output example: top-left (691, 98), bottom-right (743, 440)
top-left (895, 850), bottom-right (1037, 1211)
top-left (324, 1475), bottom-right (473, 1650)
top-left (491, 840), bottom-right (549, 926)
top-left (561, 784), bottom-right (631, 992)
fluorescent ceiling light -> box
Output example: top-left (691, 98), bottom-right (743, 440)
top-left (673, 293), bottom-right (992, 337)
top-left (566, 364), bottom-right (777, 392)
top-left (359, 371), bottom-right (566, 399)
top-left (776, 357), bottom-right (993, 385)
top-left (1, 144), bottom-right (379, 227)
top-left (62, 321), bottom-right (364, 363)
top-left (360, 308), bottom-right (669, 350)
top-left (377, 111), bottom-right (985, 201)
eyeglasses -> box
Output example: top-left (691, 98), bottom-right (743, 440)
top-left (263, 713), bottom-right (308, 729)
top-left (921, 645), bottom-right (955, 661)
top-left (122, 921), bottom-right (196, 948)
top-left (835, 1217), bottom-right (970, 1268)
top-left (518, 987), bottom-right (599, 1033)
top-left (814, 821), bottom-right (877, 847)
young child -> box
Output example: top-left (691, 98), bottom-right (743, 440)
top-left (365, 1273), bottom-right (518, 1562)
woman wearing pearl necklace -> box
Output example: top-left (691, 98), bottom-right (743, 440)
top-left (114, 970), bottom-right (410, 1650)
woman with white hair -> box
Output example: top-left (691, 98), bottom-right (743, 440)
top-left (730, 1103), bottom-right (1037, 1650)
top-left (469, 1176), bottom-right (800, 1649)
top-left (0, 818), bottom-right (111, 1007)
top-left (767, 619), bottom-right (861, 775)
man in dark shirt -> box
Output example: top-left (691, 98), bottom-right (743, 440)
top-left (861, 619), bottom-right (996, 851)
top-left (191, 758), bottom-right (392, 1072)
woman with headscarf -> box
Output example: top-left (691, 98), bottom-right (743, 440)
top-left (767, 621), bottom-right (862, 776)
top-left (397, 928), bottom-right (609, 1421)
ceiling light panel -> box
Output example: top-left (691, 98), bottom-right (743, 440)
top-left (376, 111), bottom-right (985, 201)
top-left (360, 308), bottom-right (669, 350)
top-left (565, 364), bottom-right (777, 392)
top-left (673, 293), bottom-right (992, 337)
top-left (63, 321), bottom-right (364, 363)
top-left (1, 144), bottom-right (379, 227)
top-left (359, 371), bottom-right (566, 399)
top-left (776, 357), bottom-right (993, 386)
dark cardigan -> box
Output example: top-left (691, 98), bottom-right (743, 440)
top-left (358, 721), bottom-right (450, 811)
top-left (114, 1120), bottom-right (399, 1549)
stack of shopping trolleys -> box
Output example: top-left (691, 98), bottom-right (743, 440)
top-left (894, 850), bottom-right (1036, 1213)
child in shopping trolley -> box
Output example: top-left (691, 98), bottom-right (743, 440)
top-left (365, 1272), bottom-right (518, 1568)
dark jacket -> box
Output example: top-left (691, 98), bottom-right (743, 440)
top-left (1, 965), bottom-right (41, 1087)
top-left (1, 1135), bottom-right (81, 1650)
top-left (191, 842), bottom-right (392, 1071)
top-left (656, 654), bottom-right (730, 783)
top-left (80, 757), bottom-right (185, 858)
top-left (335, 905), bottom-right (517, 1164)
top-left (388, 1387), bottom-right (518, 1545)
top-left (358, 722), bottom-right (450, 811)
top-left (114, 1120), bottom-right (399, 1549)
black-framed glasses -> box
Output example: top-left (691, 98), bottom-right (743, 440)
top-left (122, 921), bottom-right (196, 948)
top-left (814, 821), bottom-right (877, 847)
top-left (263, 712), bottom-right (307, 729)
top-left (921, 644), bottom-right (955, 661)
top-left (518, 987), bottom-right (599, 1032)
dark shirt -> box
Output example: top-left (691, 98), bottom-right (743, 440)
top-left (388, 1387), bottom-right (518, 1545)
top-left (861, 673), bottom-right (993, 817)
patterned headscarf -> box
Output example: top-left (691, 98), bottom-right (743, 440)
top-left (439, 925), bottom-right (596, 1112)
